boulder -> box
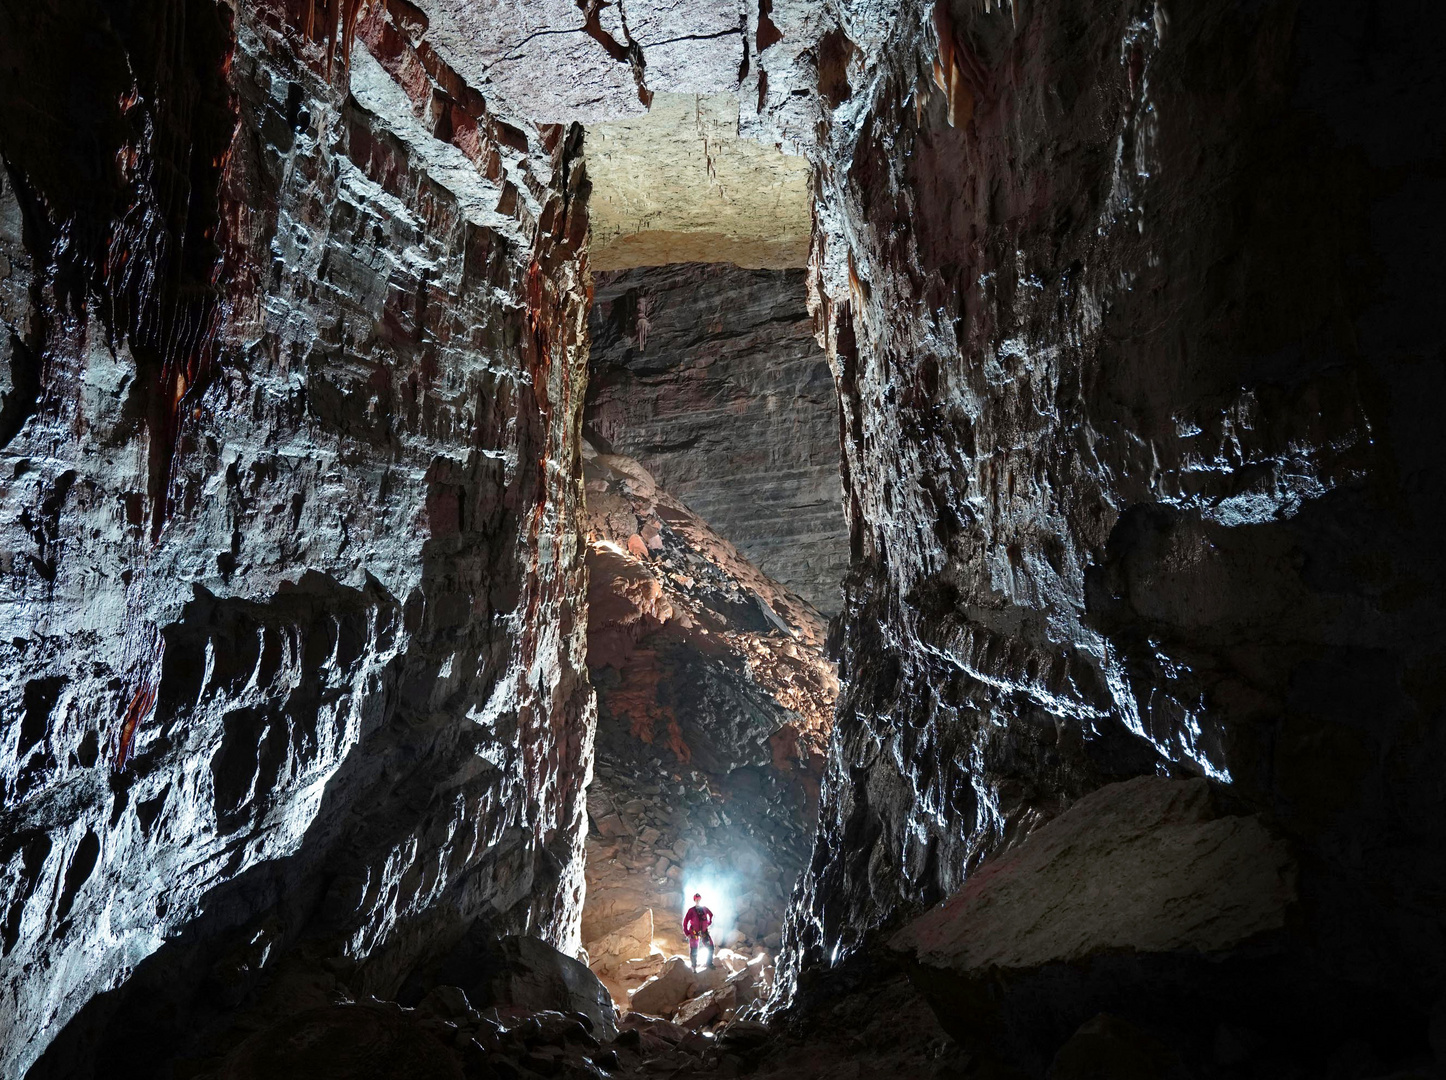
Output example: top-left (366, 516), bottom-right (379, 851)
top-left (891, 777), bottom-right (1312, 1073)
top-left (685, 963), bottom-right (729, 997)
top-left (629, 957), bottom-right (694, 1017)
top-left (724, 955), bottom-right (770, 1005)
top-left (675, 985), bottom-right (737, 1030)
top-left (894, 777), bottom-right (1295, 970)
top-left (712, 948), bottom-right (750, 975)
top-left (480, 937), bottom-right (618, 1042)
top-left (618, 1012), bottom-right (688, 1042)
top-left (588, 909), bottom-right (654, 963)
top-left (401, 932), bottom-right (617, 1042)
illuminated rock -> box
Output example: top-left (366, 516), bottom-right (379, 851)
top-left (630, 956), bottom-right (695, 1017)
top-left (587, 261), bottom-right (848, 616)
top-left (1, 2), bottom-right (592, 1074)
top-left (891, 777), bottom-right (1300, 1072)
top-left (586, 94), bottom-right (812, 270)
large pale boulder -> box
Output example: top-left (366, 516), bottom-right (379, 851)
top-left (892, 777), bottom-right (1300, 1074)
top-left (893, 776), bottom-right (1295, 969)
top-left (629, 957), bottom-right (695, 1017)
top-left (629, 954), bottom-right (737, 1019)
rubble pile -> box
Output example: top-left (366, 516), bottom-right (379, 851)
top-left (579, 445), bottom-right (833, 1012)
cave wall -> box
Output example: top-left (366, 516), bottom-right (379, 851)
top-left (766, 0), bottom-right (1446, 1029)
top-left (588, 263), bottom-right (848, 617)
top-left (0, 1), bottom-right (592, 1074)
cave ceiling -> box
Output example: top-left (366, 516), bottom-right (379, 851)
top-left (401, 1), bottom-right (813, 269)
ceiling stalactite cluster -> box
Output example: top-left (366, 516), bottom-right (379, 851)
top-left (1, 0), bottom-right (1444, 1076)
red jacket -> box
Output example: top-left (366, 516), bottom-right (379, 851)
top-left (683, 905), bottom-right (713, 937)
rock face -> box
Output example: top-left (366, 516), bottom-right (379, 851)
top-left (6, 0), bottom-right (1446, 1074)
top-left (767, 0), bottom-right (1446, 1071)
top-left (580, 444), bottom-right (831, 1000)
top-left (588, 263), bottom-right (848, 616)
top-left (410, 0), bottom-right (750, 126)
top-left (0, 1), bottom-right (592, 1074)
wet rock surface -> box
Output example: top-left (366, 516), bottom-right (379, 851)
top-left (579, 445), bottom-right (832, 1011)
top-left (765, 0), bottom-right (1446, 1073)
top-left (588, 263), bottom-right (848, 616)
top-left (1, 1), bottom-right (591, 1074)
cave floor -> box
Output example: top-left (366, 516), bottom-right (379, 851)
top-left (207, 970), bottom-right (960, 1080)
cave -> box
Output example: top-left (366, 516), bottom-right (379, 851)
top-left (3, 1), bottom-right (1445, 1079)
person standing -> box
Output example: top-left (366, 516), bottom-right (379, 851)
top-left (683, 893), bottom-right (715, 972)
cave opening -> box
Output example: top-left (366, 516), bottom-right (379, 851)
top-left (574, 96), bottom-right (844, 1024)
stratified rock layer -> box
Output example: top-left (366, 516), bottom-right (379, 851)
top-left (0, 2), bottom-right (592, 1074)
top-left (767, 0), bottom-right (1446, 1070)
top-left (588, 263), bottom-right (847, 616)
top-left (586, 94), bottom-right (812, 270)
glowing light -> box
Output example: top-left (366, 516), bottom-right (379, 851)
top-left (680, 870), bottom-right (741, 947)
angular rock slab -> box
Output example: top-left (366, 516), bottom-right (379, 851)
top-left (473, 936), bottom-right (619, 1043)
top-left (892, 777), bottom-right (1314, 1074)
top-left (402, 934), bottom-right (617, 1042)
top-left (674, 983), bottom-right (737, 1029)
top-left (629, 954), bottom-right (731, 1019)
top-left (893, 777), bottom-right (1295, 968)
top-left (589, 908), bottom-right (656, 964)
top-left (630, 956), bottom-right (697, 1017)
